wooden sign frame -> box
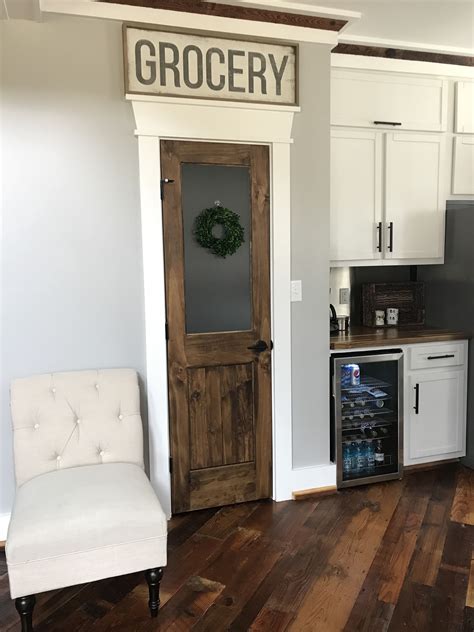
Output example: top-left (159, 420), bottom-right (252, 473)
top-left (123, 23), bottom-right (299, 106)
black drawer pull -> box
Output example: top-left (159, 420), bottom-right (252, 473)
top-left (414, 383), bottom-right (420, 414)
top-left (373, 121), bottom-right (402, 126)
top-left (427, 354), bottom-right (455, 360)
top-left (388, 222), bottom-right (394, 253)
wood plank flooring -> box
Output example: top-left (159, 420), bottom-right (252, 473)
top-left (1, 464), bottom-right (473, 631)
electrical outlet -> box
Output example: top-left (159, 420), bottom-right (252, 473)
top-left (291, 280), bottom-right (302, 302)
top-left (339, 287), bottom-right (350, 305)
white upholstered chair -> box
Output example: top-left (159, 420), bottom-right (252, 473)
top-left (6, 369), bottom-right (167, 632)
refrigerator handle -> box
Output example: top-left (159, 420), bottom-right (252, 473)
top-left (414, 383), bottom-right (420, 414)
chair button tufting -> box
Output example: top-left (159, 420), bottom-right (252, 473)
top-left (34, 423), bottom-right (40, 430)
top-left (118, 414), bottom-right (123, 420)
top-left (99, 450), bottom-right (105, 457)
top-left (56, 455), bottom-right (61, 461)
top-left (76, 418), bottom-right (81, 424)
top-left (51, 387), bottom-right (56, 394)
top-left (95, 384), bottom-right (99, 390)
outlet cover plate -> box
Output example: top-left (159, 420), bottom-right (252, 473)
top-left (291, 280), bottom-right (302, 302)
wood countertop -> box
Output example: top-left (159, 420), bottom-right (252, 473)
top-left (330, 326), bottom-right (469, 351)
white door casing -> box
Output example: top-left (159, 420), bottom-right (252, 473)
top-left (129, 95), bottom-right (336, 515)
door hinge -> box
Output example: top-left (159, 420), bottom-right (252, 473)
top-left (160, 178), bottom-right (175, 200)
top-left (165, 322), bottom-right (169, 340)
top-left (169, 457), bottom-right (173, 474)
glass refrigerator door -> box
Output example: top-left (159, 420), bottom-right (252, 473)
top-left (334, 352), bottom-right (403, 488)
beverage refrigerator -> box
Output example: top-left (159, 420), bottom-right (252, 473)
top-left (331, 350), bottom-right (404, 489)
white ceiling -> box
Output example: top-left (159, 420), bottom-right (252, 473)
top-left (287, 0), bottom-right (474, 53)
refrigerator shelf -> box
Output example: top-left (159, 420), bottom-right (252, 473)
top-left (340, 376), bottom-right (392, 392)
top-left (342, 408), bottom-right (394, 421)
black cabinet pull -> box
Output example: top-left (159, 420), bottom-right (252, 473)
top-left (376, 222), bottom-right (382, 252)
top-left (427, 354), bottom-right (455, 360)
top-left (388, 222), bottom-right (394, 252)
top-left (414, 383), bottom-right (420, 414)
top-left (373, 121), bottom-right (402, 126)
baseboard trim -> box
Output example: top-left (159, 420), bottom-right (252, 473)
top-left (404, 458), bottom-right (460, 474)
top-left (293, 484), bottom-right (338, 500)
top-left (0, 513), bottom-right (11, 542)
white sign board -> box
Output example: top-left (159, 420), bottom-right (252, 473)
top-left (124, 26), bottom-right (298, 106)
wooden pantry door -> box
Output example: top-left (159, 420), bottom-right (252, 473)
top-left (161, 140), bottom-right (272, 513)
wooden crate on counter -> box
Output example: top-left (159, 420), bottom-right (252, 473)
top-left (362, 282), bottom-right (425, 328)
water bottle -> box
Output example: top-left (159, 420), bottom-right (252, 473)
top-left (367, 440), bottom-right (375, 471)
top-left (343, 443), bottom-right (352, 474)
top-left (360, 441), bottom-right (368, 470)
top-left (355, 441), bottom-right (365, 470)
top-left (350, 442), bottom-right (358, 470)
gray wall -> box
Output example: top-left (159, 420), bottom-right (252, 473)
top-left (0, 17), bottom-right (145, 516)
top-left (418, 201), bottom-right (474, 468)
top-left (291, 44), bottom-right (331, 468)
top-left (0, 18), bottom-right (334, 518)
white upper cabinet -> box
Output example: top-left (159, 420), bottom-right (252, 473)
top-left (331, 69), bottom-right (448, 132)
top-left (385, 133), bottom-right (445, 260)
top-left (330, 130), bottom-right (382, 261)
top-left (455, 82), bottom-right (474, 134)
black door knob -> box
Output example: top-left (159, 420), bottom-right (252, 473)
top-left (247, 340), bottom-right (269, 353)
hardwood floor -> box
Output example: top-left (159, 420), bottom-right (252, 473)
top-left (1, 464), bottom-right (473, 631)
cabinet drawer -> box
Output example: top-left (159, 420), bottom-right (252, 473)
top-left (331, 69), bottom-right (447, 132)
top-left (408, 343), bottom-right (465, 370)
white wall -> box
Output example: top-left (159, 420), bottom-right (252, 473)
top-left (0, 16), bottom-right (146, 518)
top-left (291, 43), bottom-right (331, 468)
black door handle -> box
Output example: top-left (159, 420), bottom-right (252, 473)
top-left (388, 222), bottom-right (394, 253)
top-left (376, 222), bottom-right (382, 252)
top-left (248, 340), bottom-right (270, 353)
top-left (414, 383), bottom-right (420, 415)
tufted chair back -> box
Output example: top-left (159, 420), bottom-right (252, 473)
top-left (10, 369), bottom-right (144, 487)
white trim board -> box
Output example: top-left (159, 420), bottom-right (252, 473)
top-left (39, 0), bottom-right (339, 45)
top-left (332, 53), bottom-right (474, 80)
top-left (0, 513), bottom-right (10, 542)
top-left (338, 34), bottom-right (474, 58)
top-left (129, 95), bottom-right (335, 515)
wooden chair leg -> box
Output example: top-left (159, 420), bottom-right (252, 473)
top-left (145, 567), bottom-right (164, 618)
top-left (15, 595), bottom-right (36, 632)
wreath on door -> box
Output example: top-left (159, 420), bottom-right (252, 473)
top-left (194, 201), bottom-right (245, 258)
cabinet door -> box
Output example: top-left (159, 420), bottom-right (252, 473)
top-left (452, 136), bottom-right (474, 195)
top-left (385, 133), bottom-right (445, 260)
top-left (455, 82), bottom-right (474, 134)
top-left (408, 370), bottom-right (465, 460)
top-left (330, 129), bottom-right (383, 262)
top-left (332, 69), bottom-right (447, 132)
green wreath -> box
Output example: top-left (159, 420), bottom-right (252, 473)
top-left (194, 202), bottom-right (245, 258)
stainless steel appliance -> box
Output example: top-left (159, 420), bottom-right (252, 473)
top-left (331, 349), bottom-right (404, 488)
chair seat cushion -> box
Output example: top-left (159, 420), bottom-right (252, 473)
top-left (6, 463), bottom-right (167, 598)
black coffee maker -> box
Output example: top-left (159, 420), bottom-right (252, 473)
top-left (330, 304), bottom-right (339, 334)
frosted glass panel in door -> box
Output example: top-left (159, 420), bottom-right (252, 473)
top-left (182, 164), bottom-right (252, 334)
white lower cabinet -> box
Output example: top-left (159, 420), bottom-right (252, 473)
top-left (404, 342), bottom-right (468, 466)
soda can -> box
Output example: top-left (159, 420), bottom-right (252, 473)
top-left (351, 364), bottom-right (361, 386)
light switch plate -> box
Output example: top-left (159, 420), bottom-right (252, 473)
top-left (339, 287), bottom-right (350, 305)
top-left (291, 280), bottom-right (302, 302)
